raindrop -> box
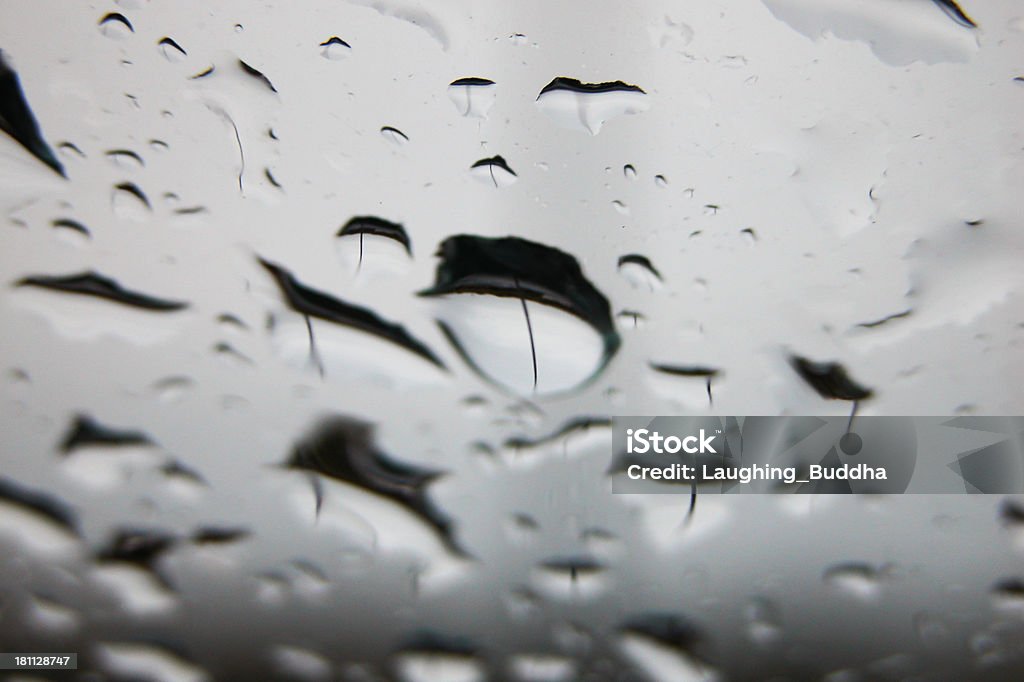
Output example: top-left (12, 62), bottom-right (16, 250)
top-left (59, 414), bottom-right (154, 454)
top-left (98, 13), bottom-right (134, 39)
top-left (320, 36), bottom-right (352, 60)
top-left (617, 310), bottom-right (646, 329)
top-left (381, 125), bottom-right (409, 145)
top-left (762, 0), bottom-right (977, 65)
top-left (259, 257), bottom-right (445, 370)
top-left (654, 174), bottom-right (667, 187)
top-left (98, 527), bottom-right (178, 588)
top-left (1000, 499), bottom-right (1024, 525)
top-left (16, 271), bottom-right (188, 311)
top-left (24, 594), bottom-right (80, 636)
top-left (286, 416), bottom-right (461, 553)
top-left (51, 218), bottom-right (90, 239)
top-left (0, 51), bottom-right (65, 176)
top-left (337, 216), bottom-right (413, 267)
top-left (419, 235), bottom-right (620, 395)
top-left (503, 416), bottom-right (610, 452)
top-left (535, 77), bottom-right (649, 135)
top-left (856, 309), bottom-right (912, 329)
top-left (272, 646), bottom-right (333, 681)
top-left (160, 458), bottom-right (206, 485)
top-left (822, 562), bottom-right (887, 600)
top-left (745, 596), bottom-right (782, 646)
top-left (509, 655), bottom-right (575, 681)
top-left (533, 556), bottom-right (607, 600)
top-left (932, 0), bottom-right (977, 28)
top-left (91, 564), bottom-right (176, 614)
top-left (112, 181), bottom-right (151, 218)
top-left (623, 164), bottom-right (637, 179)
top-left (191, 527), bottom-right (250, 545)
top-left (190, 65), bottom-right (215, 79)
top-left (617, 254), bottom-right (662, 290)
top-left (470, 155), bottom-right (517, 187)
top-left (789, 355), bottom-right (874, 402)
top-left (95, 643), bottom-right (206, 682)
top-left (617, 613), bottom-right (713, 682)
top-left (105, 149), bottom-right (144, 169)
top-left (447, 77), bottom-right (496, 119)
top-left (57, 141), bottom-right (85, 159)
top-left (237, 59), bottom-right (277, 93)
top-left (650, 363), bottom-right (720, 404)
top-left (611, 199), bottom-right (629, 215)
top-left (213, 341), bottom-right (253, 366)
top-left (217, 312), bottom-right (249, 330)
top-left (0, 476), bottom-right (80, 536)
top-left (395, 651), bottom-right (483, 682)
top-left (158, 37), bottom-right (187, 62)
top-left (991, 577), bottom-right (1024, 612)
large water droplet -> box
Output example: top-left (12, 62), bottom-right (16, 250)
top-left (419, 235), bottom-right (620, 395)
top-left (535, 78), bottom-right (649, 135)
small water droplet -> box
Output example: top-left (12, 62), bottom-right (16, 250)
top-left (381, 126), bottom-right (409, 145)
top-left (470, 155), bottom-right (517, 187)
top-left (157, 37), bottom-right (187, 62)
top-left (320, 36), bottom-right (352, 60)
top-left (112, 182), bottom-right (151, 218)
top-left (618, 254), bottom-right (662, 290)
top-left (745, 596), bottom-right (782, 646)
top-left (98, 13), bottom-right (134, 39)
top-left (823, 562), bottom-right (887, 601)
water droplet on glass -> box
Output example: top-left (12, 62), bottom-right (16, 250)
top-left (823, 562), bottom-right (887, 601)
top-left (98, 13), bottom-right (134, 39)
top-left (112, 181), bottom-right (151, 218)
top-left (419, 235), bottom-right (620, 395)
top-left (272, 646), bottom-right (333, 681)
top-left (532, 556), bottom-right (607, 601)
top-left (508, 654), bottom-right (575, 681)
top-left (320, 36), bottom-right (352, 61)
top-left (618, 254), bottom-right (663, 291)
top-left (287, 416), bottom-right (461, 554)
top-left (0, 51), bottom-right (65, 176)
top-left (447, 78), bottom-right (496, 119)
top-left (381, 126), bottom-right (409, 145)
top-left (745, 596), bottom-right (783, 646)
top-left (470, 155), bottom-right (517, 187)
top-left (158, 37), bottom-right (187, 62)
top-left (105, 149), bottom-right (144, 170)
top-left (535, 78), bottom-right (649, 135)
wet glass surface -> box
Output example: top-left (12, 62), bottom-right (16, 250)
top-left (1, 0), bottom-right (1023, 679)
